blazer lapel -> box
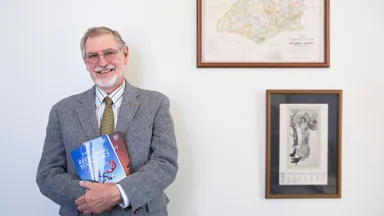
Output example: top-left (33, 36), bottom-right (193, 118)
top-left (116, 81), bottom-right (141, 134)
top-left (76, 86), bottom-right (100, 140)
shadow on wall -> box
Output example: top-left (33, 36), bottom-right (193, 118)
top-left (166, 101), bottom-right (197, 216)
top-left (257, 90), bottom-right (267, 199)
top-left (124, 46), bottom-right (141, 86)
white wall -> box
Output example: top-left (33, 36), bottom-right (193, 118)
top-left (1, 0), bottom-right (384, 215)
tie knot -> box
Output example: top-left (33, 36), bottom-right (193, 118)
top-left (104, 96), bottom-right (113, 106)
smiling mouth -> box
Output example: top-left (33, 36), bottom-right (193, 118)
top-left (97, 68), bottom-right (114, 74)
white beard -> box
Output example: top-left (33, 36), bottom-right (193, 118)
top-left (93, 64), bottom-right (124, 88)
top-left (95, 73), bottom-right (119, 88)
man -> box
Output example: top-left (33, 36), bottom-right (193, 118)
top-left (36, 26), bottom-right (178, 216)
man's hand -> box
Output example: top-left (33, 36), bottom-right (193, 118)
top-left (75, 181), bottom-right (122, 214)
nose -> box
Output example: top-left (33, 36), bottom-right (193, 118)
top-left (98, 55), bottom-right (108, 66)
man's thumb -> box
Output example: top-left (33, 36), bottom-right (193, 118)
top-left (79, 181), bottom-right (92, 189)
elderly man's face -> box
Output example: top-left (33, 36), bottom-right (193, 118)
top-left (83, 34), bottom-right (128, 93)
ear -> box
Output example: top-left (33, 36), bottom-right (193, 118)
top-left (123, 46), bottom-right (129, 65)
top-left (83, 57), bottom-right (90, 71)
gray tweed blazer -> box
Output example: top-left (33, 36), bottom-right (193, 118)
top-left (36, 80), bottom-right (178, 216)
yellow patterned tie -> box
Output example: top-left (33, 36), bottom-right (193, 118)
top-left (100, 96), bottom-right (114, 135)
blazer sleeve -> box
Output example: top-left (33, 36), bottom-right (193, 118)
top-left (36, 104), bottom-right (85, 208)
top-left (117, 95), bottom-right (178, 212)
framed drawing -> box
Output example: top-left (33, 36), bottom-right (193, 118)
top-left (197, 0), bottom-right (330, 68)
top-left (265, 90), bottom-right (342, 198)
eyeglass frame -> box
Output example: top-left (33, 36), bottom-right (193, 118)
top-left (84, 48), bottom-right (123, 64)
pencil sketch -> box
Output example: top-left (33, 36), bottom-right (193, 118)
top-left (279, 104), bottom-right (328, 185)
top-left (288, 109), bottom-right (319, 166)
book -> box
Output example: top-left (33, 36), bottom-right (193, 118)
top-left (70, 134), bottom-right (126, 183)
top-left (108, 132), bottom-right (131, 176)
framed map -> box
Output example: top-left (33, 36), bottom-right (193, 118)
top-left (197, 0), bottom-right (330, 67)
top-left (265, 90), bottom-right (342, 198)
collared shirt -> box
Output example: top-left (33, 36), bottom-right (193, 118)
top-left (95, 81), bottom-right (125, 130)
top-left (94, 81), bottom-right (130, 208)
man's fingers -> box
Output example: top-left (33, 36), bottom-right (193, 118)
top-left (76, 194), bottom-right (92, 214)
top-left (75, 195), bottom-right (85, 205)
top-left (78, 204), bottom-right (102, 215)
top-left (75, 182), bottom-right (116, 215)
top-left (77, 203), bottom-right (88, 212)
top-left (82, 210), bottom-right (92, 215)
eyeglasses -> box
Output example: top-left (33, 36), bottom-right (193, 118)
top-left (85, 49), bottom-right (120, 64)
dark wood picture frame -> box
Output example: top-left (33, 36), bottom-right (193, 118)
top-left (197, 0), bottom-right (330, 68)
top-left (266, 90), bottom-right (342, 198)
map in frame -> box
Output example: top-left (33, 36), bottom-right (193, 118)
top-left (197, 0), bottom-right (330, 67)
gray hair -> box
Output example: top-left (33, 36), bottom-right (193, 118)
top-left (80, 26), bottom-right (126, 57)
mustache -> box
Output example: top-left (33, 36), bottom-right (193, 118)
top-left (94, 64), bottom-right (116, 73)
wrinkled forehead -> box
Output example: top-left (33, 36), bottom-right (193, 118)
top-left (85, 33), bottom-right (119, 54)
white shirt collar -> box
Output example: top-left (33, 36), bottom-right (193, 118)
top-left (95, 82), bottom-right (125, 109)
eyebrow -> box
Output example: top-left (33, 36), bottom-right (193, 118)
top-left (87, 48), bottom-right (117, 55)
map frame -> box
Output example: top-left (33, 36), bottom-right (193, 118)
top-left (197, 0), bottom-right (330, 68)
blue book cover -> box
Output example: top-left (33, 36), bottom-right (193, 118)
top-left (70, 134), bottom-right (127, 183)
